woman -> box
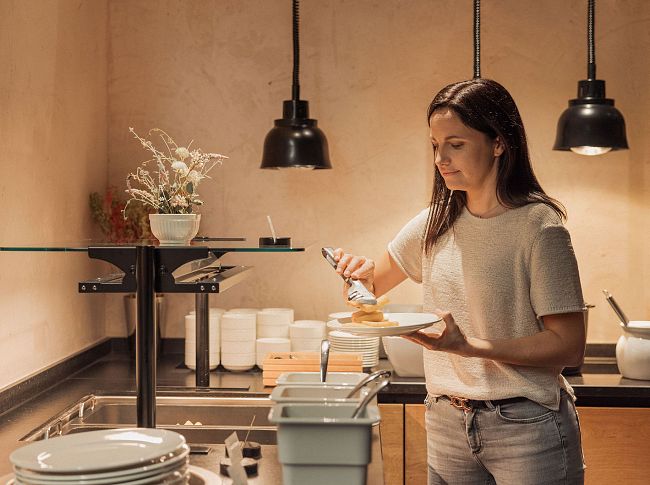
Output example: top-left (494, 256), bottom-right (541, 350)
top-left (334, 78), bottom-right (586, 485)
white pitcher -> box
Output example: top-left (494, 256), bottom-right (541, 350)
top-left (616, 321), bottom-right (650, 380)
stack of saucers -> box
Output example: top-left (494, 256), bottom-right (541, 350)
top-left (10, 428), bottom-right (190, 484)
top-left (328, 330), bottom-right (380, 368)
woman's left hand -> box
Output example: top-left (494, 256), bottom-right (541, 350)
top-left (402, 309), bottom-right (469, 355)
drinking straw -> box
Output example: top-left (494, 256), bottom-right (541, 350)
top-left (266, 215), bottom-right (277, 243)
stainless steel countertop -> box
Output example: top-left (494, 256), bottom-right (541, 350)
top-left (0, 352), bottom-right (384, 484)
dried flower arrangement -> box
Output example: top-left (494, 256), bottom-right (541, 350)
top-left (124, 128), bottom-right (228, 215)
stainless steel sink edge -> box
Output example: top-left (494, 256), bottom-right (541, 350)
top-left (21, 393), bottom-right (277, 444)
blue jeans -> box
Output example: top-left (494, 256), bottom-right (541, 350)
top-left (425, 391), bottom-right (585, 485)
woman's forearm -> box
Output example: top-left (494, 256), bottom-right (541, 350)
top-left (371, 252), bottom-right (408, 297)
top-left (460, 313), bottom-right (586, 368)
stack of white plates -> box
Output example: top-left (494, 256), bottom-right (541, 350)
top-left (329, 330), bottom-right (380, 368)
top-left (9, 428), bottom-right (190, 484)
top-left (290, 320), bottom-right (326, 351)
top-left (221, 312), bottom-right (256, 371)
top-left (185, 308), bottom-right (225, 370)
top-left (257, 308), bottom-right (293, 338)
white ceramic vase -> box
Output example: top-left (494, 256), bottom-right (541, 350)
top-left (149, 213), bottom-right (201, 246)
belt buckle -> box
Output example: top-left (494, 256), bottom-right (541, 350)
top-left (449, 396), bottom-right (472, 412)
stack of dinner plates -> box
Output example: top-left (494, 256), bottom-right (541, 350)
top-left (328, 330), bottom-right (380, 368)
top-left (9, 428), bottom-right (190, 484)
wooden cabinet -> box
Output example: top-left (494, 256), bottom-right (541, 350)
top-left (405, 404), bottom-right (427, 484)
top-left (578, 406), bottom-right (650, 485)
top-left (379, 403), bottom-right (428, 485)
top-left (378, 404), bottom-right (404, 485)
top-left (380, 404), bottom-right (650, 485)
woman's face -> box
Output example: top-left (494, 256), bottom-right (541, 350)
top-left (429, 108), bottom-right (503, 193)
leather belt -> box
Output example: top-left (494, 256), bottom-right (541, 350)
top-left (444, 395), bottom-right (529, 412)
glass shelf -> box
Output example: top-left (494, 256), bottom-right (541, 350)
top-left (0, 238), bottom-right (308, 253)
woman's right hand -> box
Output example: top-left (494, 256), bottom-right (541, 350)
top-left (333, 248), bottom-right (376, 293)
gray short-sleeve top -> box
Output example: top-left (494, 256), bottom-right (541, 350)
top-left (388, 203), bottom-right (585, 410)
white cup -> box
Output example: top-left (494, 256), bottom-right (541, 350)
top-left (222, 339), bottom-right (256, 354)
top-left (185, 314), bottom-right (220, 368)
top-left (256, 337), bottom-right (291, 368)
top-left (185, 351), bottom-right (220, 370)
top-left (258, 312), bottom-right (292, 326)
top-left (290, 320), bottom-right (326, 339)
top-left (222, 352), bottom-right (256, 372)
top-left (221, 312), bottom-right (256, 330)
top-left (221, 327), bottom-right (256, 342)
top-left (291, 337), bottom-right (323, 352)
top-left (257, 324), bottom-right (290, 339)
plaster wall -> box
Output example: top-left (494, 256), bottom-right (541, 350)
top-left (107, 0), bottom-right (648, 343)
top-left (0, 0), bottom-right (109, 389)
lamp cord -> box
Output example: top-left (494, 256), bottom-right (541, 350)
top-left (587, 0), bottom-right (596, 79)
top-left (292, 0), bottom-right (301, 101)
top-left (473, 0), bottom-right (481, 78)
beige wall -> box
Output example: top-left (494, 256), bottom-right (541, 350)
top-left (0, 0), bottom-right (647, 392)
top-left (108, 0), bottom-right (648, 343)
top-left (0, 0), bottom-right (108, 389)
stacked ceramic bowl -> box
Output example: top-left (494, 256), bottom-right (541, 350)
top-left (184, 308), bottom-right (225, 370)
top-left (290, 320), bottom-right (326, 351)
top-left (328, 330), bottom-right (380, 368)
top-left (256, 337), bottom-right (291, 369)
top-left (257, 308), bottom-right (293, 338)
top-left (220, 311), bottom-right (256, 371)
top-left (9, 428), bottom-right (190, 484)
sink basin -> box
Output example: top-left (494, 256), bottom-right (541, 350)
top-left (21, 394), bottom-right (276, 445)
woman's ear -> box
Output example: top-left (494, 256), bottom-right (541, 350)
top-left (493, 137), bottom-right (505, 157)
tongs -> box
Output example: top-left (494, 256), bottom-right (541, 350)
top-left (351, 373), bottom-right (391, 418)
top-left (321, 247), bottom-right (378, 305)
top-left (345, 369), bottom-right (392, 398)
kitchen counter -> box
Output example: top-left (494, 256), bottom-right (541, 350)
top-left (0, 351), bottom-right (384, 483)
top-left (376, 359), bottom-right (650, 406)
top-left (2, 348), bottom-right (650, 479)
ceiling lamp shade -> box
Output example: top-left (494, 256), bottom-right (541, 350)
top-left (260, 0), bottom-right (331, 170)
top-left (553, 0), bottom-right (628, 155)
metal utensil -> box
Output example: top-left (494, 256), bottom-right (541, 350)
top-left (602, 289), bottom-right (629, 326)
top-left (321, 247), bottom-right (377, 305)
top-left (320, 339), bottom-right (330, 383)
top-left (351, 375), bottom-right (390, 418)
top-left (345, 369), bottom-right (392, 399)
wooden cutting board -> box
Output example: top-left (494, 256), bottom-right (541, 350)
top-left (262, 351), bottom-right (363, 387)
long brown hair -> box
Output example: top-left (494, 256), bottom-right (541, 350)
top-left (424, 78), bottom-right (566, 253)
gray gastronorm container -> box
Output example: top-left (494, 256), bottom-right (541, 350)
top-left (275, 371), bottom-right (367, 387)
top-left (269, 384), bottom-right (366, 404)
top-left (268, 402), bottom-right (380, 485)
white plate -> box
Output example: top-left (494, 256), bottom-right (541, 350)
top-left (327, 312), bottom-right (353, 320)
top-left (14, 452), bottom-right (188, 484)
top-left (333, 312), bottom-right (441, 337)
top-left (3, 468), bottom-right (202, 485)
top-left (187, 465), bottom-right (222, 484)
top-left (10, 429), bottom-right (186, 474)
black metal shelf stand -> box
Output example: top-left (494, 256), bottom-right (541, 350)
top-left (78, 245), bottom-right (254, 428)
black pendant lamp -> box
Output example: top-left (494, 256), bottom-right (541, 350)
top-left (553, 0), bottom-right (628, 156)
top-left (473, 0), bottom-right (481, 79)
top-left (260, 0), bottom-right (331, 170)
